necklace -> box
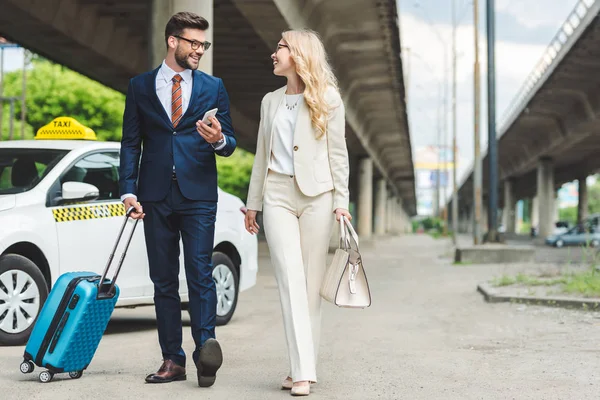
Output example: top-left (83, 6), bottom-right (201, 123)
top-left (285, 94), bottom-right (301, 110)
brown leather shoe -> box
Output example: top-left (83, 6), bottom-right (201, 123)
top-left (145, 359), bottom-right (186, 383)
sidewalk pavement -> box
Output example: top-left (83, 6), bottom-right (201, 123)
top-left (1, 234), bottom-right (599, 399)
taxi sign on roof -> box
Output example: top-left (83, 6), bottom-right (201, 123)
top-left (35, 117), bottom-right (97, 140)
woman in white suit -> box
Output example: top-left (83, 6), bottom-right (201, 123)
top-left (244, 29), bottom-right (351, 396)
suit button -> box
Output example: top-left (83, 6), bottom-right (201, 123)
top-left (173, 131), bottom-right (177, 136)
top-left (293, 146), bottom-right (298, 151)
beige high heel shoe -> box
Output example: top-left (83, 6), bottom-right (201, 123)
top-left (290, 382), bottom-right (310, 396)
top-left (281, 376), bottom-right (293, 390)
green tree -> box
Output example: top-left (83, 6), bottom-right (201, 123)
top-left (588, 178), bottom-right (600, 215)
top-left (2, 59), bottom-right (125, 141)
top-left (559, 206), bottom-right (577, 224)
top-left (216, 148), bottom-right (254, 202)
top-left (1, 104), bottom-right (34, 140)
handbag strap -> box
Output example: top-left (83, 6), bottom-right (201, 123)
top-left (339, 216), bottom-right (351, 250)
top-left (343, 216), bottom-right (359, 248)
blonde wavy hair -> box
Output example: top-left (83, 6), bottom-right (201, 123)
top-left (282, 29), bottom-right (339, 139)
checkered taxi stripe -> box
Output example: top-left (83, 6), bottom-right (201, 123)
top-left (52, 203), bottom-right (125, 222)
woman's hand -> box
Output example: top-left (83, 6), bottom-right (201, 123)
top-left (334, 208), bottom-right (352, 222)
top-left (245, 209), bottom-right (260, 234)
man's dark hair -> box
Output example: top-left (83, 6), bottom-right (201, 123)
top-left (165, 12), bottom-right (209, 47)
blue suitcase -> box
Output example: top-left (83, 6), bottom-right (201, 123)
top-left (19, 208), bottom-right (139, 383)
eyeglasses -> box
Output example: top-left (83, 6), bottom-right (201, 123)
top-left (274, 44), bottom-right (289, 53)
top-left (175, 35), bottom-right (212, 51)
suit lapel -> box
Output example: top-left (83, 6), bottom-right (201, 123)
top-left (180, 70), bottom-right (204, 125)
top-left (293, 96), bottom-right (310, 148)
top-left (147, 66), bottom-right (173, 128)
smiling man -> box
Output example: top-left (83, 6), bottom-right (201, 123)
top-left (118, 11), bottom-right (236, 388)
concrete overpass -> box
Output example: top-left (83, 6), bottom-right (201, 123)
top-left (451, 0), bottom-right (600, 239)
top-left (0, 0), bottom-right (416, 237)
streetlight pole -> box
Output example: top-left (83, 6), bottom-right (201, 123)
top-left (473, 0), bottom-right (482, 244)
top-left (486, 0), bottom-right (499, 242)
top-left (451, 0), bottom-right (458, 244)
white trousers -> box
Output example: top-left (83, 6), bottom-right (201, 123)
top-left (262, 170), bottom-right (334, 383)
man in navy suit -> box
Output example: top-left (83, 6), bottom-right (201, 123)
top-left (118, 11), bottom-right (236, 387)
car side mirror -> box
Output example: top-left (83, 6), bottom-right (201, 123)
top-left (60, 181), bottom-right (99, 203)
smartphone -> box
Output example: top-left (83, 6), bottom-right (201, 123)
top-left (201, 108), bottom-right (218, 125)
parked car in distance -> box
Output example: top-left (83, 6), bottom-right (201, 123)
top-left (545, 225), bottom-right (600, 248)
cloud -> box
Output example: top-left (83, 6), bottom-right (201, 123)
top-left (496, 0), bottom-right (580, 30)
top-left (399, 9), bottom-right (561, 206)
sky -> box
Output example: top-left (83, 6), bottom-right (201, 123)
top-left (398, 0), bottom-right (581, 205)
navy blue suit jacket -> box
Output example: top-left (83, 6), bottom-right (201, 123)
top-left (119, 66), bottom-right (237, 203)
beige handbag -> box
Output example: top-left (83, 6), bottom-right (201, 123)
top-left (320, 216), bottom-right (371, 308)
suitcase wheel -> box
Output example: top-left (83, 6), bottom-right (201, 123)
top-left (68, 371), bottom-right (83, 379)
top-left (39, 370), bottom-right (53, 383)
top-left (19, 361), bottom-right (34, 374)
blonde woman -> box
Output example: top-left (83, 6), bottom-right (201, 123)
top-left (244, 29), bottom-right (351, 396)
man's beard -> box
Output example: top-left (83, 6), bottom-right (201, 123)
top-left (175, 47), bottom-right (200, 70)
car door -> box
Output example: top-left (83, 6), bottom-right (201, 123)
top-left (49, 150), bottom-right (151, 299)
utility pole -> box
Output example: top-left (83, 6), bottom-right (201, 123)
top-left (436, 82), bottom-right (442, 217)
top-left (473, 0), bottom-right (482, 244)
top-left (451, 0), bottom-right (458, 244)
top-left (21, 49), bottom-right (27, 140)
top-left (486, 0), bottom-right (499, 242)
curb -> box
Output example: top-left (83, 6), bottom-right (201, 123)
top-left (477, 282), bottom-right (600, 310)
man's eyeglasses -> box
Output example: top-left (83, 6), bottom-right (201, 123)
top-left (175, 35), bottom-right (211, 51)
top-left (274, 44), bottom-right (289, 53)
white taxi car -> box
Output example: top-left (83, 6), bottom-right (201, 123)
top-left (0, 117), bottom-right (258, 345)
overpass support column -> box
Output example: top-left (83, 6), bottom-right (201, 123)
top-left (151, 0), bottom-right (214, 74)
top-left (374, 179), bottom-right (387, 235)
top-left (503, 179), bottom-right (516, 234)
top-left (578, 176), bottom-right (588, 225)
top-left (358, 158), bottom-right (373, 238)
top-left (531, 196), bottom-right (539, 232)
top-left (385, 194), bottom-right (393, 234)
top-left (395, 198), bottom-right (405, 234)
top-left (537, 157), bottom-right (554, 238)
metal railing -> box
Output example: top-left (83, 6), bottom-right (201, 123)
top-left (498, 0), bottom-right (598, 133)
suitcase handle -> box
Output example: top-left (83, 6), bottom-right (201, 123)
top-left (97, 206), bottom-right (139, 298)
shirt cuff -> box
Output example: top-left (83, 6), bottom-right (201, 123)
top-left (211, 135), bottom-right (227, 150)
top-left (121, 193), bottom-right (137, 202)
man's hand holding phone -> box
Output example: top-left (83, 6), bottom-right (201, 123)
top-left (196, 108), bottom-right (223, 144)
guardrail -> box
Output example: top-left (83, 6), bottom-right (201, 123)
top-left (498, 0), bottom-right (597, 132)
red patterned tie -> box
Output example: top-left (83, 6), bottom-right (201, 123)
top-left (171, 74), bottom-right (183, 127)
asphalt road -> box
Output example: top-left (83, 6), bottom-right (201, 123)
top-left (1, 235), bottom-right (599, 399)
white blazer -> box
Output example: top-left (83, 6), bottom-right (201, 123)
top-left (246, 85), bottom-right (350, 212)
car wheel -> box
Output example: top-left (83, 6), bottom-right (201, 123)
top-left (183, 252), bottom-right (240, 326)
top-left (591, 240), bottom-right (599, 248)
top-left (0, 254), bottom-right (49, 346)
top-left (212, 252), bottom-right (239, 326)
top-left (555, 239), bottom-right (564, 248)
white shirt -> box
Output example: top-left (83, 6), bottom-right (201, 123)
top-left (269, 94), bottom-right (303, 176)
top-left (156, 60), bottom-right (193, 119)
top-left (121, 60), bottom-right (226, 202)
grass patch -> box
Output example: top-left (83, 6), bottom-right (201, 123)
top-left (453, 260), bottom-right (473, 266)
top-left (492, 269), bottom-right (600, 298)
top-left (491, 272), bottom-right (567, 287)
top-left (562, 269), bottom-right (600, 297)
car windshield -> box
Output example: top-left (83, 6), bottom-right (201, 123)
top-left (0, 148), bottom-right (69, 194)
